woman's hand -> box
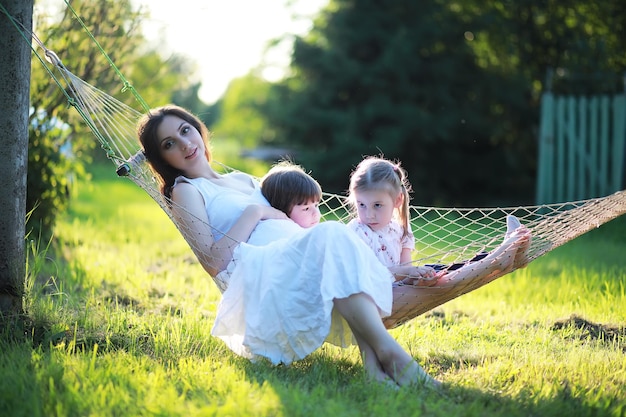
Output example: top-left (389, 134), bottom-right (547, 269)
top-left (243, 204), bottom-right (290, 221)
top-left (260, 205), bottom-right (290, 221)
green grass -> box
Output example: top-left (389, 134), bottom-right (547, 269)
top-left (2, 163), bottom-right (625, 417)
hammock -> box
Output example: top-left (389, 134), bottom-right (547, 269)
top-left (9, 4), bottom-right (626, 329)
top-left (46, 60), bottom-right (626, 328)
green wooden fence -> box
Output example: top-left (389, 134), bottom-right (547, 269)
top-left (536, 92), bottom-right (626, 204)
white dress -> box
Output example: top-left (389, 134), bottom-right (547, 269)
top-left (175, 174), bottom-right (393, 365)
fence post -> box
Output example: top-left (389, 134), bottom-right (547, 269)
top-left (536, 100), bottom-right (554, 203)
top-left (599, 96), bottom-right (610, 195)
top-left (536, 71), bottom-right (625, 203)
top-left (611, 94), bottom-right (626, 192)
top-left (577, 96), bottom-right (587, 200)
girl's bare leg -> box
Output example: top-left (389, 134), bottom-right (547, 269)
top-left (512, 227), bottom-right (531, 269)
top-left (437, 228), bottom-right (530, 285)
top-left (385, 229), bottom-right (531, 328)
top-left (334, 293), bottom-right (440, 388)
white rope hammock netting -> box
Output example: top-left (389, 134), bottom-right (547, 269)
top-left (48, 59), bottom-right (626, 329)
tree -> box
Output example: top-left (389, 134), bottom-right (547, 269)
top-left (263, 0), bottom-right (529, 205)
top-left (0, 0), bottom-right (34, 316)
top-left (28, 0), bottom-right (199, 241)
top-left (27, 0), bottom-right (147, 241)
top-left (466, 0), bottom-right (626, 95)
top-left (211, 72), bottom-right (277, 149)
top-left (263, 0), bottom-right (626, 206)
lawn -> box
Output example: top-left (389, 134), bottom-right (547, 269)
top-left (2, 163), bottom-right (625, 417)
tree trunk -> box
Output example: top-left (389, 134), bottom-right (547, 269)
top-left (0, 0), bottom-right (33, 317)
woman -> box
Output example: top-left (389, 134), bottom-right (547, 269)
top-left (137, 105), bottom-right (529, 388)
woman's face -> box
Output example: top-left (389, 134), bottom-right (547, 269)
top-left (155, 115), bottom-right (207, 173)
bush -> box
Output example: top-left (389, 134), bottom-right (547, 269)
top-left (27, 112), bottom-right (88, 242)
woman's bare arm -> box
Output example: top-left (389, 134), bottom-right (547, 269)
top-left (170, 182), bottom-right (288, 276)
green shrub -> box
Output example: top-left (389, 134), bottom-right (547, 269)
top-left (27, 112), bottom-right (89, 242)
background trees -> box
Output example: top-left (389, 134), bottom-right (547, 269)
top-left (22, 0), bottom-right (626, 240)
top-left (260, 0), bottom-right (626, 206)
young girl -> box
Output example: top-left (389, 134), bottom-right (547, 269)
top-left (347, 156), bottom-right (439, 286)
top-left (260, 161), bottom-right (322, 229)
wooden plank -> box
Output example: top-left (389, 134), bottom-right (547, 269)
top-left (588, 97), bottom-right (599, 198)
top-left (611, 94), bottom-right (626, 192)
top-left (536, 92), bottom-right (554, 204)
top-left (577, 97), bottom-right (588, 199)
top-left (599, 96), bottom-right (610, 195)
top-left (566, 96), bottom-right (576, 201)
top-left (556, 97), bottom-right (566, 202)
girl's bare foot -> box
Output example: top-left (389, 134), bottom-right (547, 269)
top-left (384, 358), bottom-right (441, 389)
top-left (363, 360), bottom-right (396, 387)
top-left (511, 226), bottom-right (531, 269)
top-left (438, 234), bottom-right (521, 285)
top-left (505, 215), bottom-right (522, 239)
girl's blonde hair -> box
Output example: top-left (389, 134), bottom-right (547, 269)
top-left (348, 156), bottom-right (412, 239)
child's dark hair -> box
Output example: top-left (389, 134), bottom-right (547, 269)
top-left (137, 105), bottom-right (211, 199)
top-left (261, 161), bottom-right (322, 216)
top-left (348, 156), bottom-right (412, 239)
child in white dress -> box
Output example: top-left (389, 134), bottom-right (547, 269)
top-left (347, 156), bottom-right (439, 287)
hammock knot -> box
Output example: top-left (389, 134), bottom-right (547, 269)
top-left (102, 146), bottom-right (116, 159)
top-left (44, 49), bottom-right (65, 69)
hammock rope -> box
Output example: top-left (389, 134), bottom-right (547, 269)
top-left (9, 4), bottom-right (626, 329)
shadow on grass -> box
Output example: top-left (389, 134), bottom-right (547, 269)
top-left (234, 303), bottom-right (626, 417)
top-left (237, 352), bottom-right (622, 417)
top-left (2, 310), bottom-right (623, 417)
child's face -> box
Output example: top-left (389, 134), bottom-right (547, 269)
top-left (354, 189), bottom-right (402, 232)
top-left (288, 199), bottom-right (321, 228)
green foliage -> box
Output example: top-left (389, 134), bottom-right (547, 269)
top-left (28, 0), bottom-right (145, 239)
top-left (205, 72), bottom-right (280, 177)
top-left (467, 0), bottom-right (626, 95)
top-left (262, 0), bottom-right (626, 206)
top-left (211, 72), bottom-right (277, 148)
top-left (2, 164), bottom-right (625, 416)
top-left (29, 0), bottom-right (204, 240)
top-left (26, 112), bottom-right (86, 240)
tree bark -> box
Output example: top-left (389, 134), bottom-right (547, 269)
top-left (0, 0), bottom-right (33, 317)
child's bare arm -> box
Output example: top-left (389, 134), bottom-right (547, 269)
top-left (389, 264), bottom-right (440, 287)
